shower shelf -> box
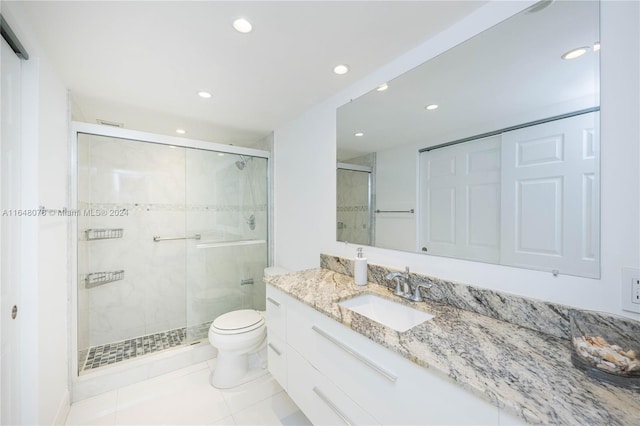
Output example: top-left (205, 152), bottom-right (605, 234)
top-left (85, 270), bottom-right (124, 289)
top-left (85, 228), bottom-right (124, 240)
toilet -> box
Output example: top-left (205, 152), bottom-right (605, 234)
top-left (208, 309), bottom-right (267, 388)
top-left (208, 267), bottom-right (290, 389)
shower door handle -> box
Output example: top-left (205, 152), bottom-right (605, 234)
top-left (153, 234), bottom-right (201, 242)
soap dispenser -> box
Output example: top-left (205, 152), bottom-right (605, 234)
top-left (354, 247), bottom-right (368, 286)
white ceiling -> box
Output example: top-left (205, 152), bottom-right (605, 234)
top-left (336, 0), bottom-right (601, 160)
top-left (16, 1), bottom-right (487, 147)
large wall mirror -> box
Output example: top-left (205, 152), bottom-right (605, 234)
top-left (336, 1), bottom-right (600, 278)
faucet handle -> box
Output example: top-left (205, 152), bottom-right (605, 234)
top-left (409, 282), bottom-right (432, 302)
top-left (385, 271), bottom-right (406, 296)
top-left (392, 277), bottom-right (405, 296)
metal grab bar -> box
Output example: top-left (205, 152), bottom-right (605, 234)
top-left (153, 234), bottom-right (201, 242)
top-left (312, 387), bottom-right (354, 426)
top-left (312, 325), bottom-right (398, 383)
top-left (375, 209), bottom-right (414, 214)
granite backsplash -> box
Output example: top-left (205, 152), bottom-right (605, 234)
top-left (320, 253), bottom-right (573, 340)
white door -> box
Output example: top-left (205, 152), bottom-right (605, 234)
top-left (419, 135), bottom-right (501, 262)
top-left (500, 112), bottom-right (599, 277)
top-left (1, 37), bottom-right (23, 425)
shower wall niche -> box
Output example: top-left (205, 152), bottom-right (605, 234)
top-left (77, 133), bottom-right (268, 373)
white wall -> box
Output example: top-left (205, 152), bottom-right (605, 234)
top-left (374, 144), bottom-right (417, 251)
top-left (2, 2), bottom-right (71, 424)
top-left (274, 0), bottom-right (640, 320)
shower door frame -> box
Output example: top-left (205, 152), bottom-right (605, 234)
top-left (336, 162), bottom-right (374, 246)
top-left (68, 121), bottom-right (271, 399)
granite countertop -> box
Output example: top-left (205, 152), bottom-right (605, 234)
top-left (266, 267), bottom-right (640, 425)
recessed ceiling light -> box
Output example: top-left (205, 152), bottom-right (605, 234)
top-left (425, 104), bottom-right (439, 111)
top-left (217, 153), bottom-right (225, 156)
top-left (233, 18), bottom-right (253, 34)
top-left (198, 91), bottom-right (212, 99)
top-left (561, 47), bottom-right (589, 60)
top-left (176, 129), bottom-right (187, 134)
top-left (354, 132), bottom-right (364, 137)
top-left (333, 64), bottom-right (350, 75)
top-left (593, 42), bottom-right (601, 52)
top-left (377, 83), bottom-right (389, 92)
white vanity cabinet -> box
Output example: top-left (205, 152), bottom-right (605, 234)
top-left (266, 286), bottom-right (520, 425)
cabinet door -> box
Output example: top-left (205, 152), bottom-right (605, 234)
top-left (266, 333), bottom-right (287, 390)
top-left (266, 286), bottom-right (286, 338)
top-left (266, 286), bottom-right (288, 389)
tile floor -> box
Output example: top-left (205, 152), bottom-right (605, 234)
top-left (65, 359), bottom-right (311, 425)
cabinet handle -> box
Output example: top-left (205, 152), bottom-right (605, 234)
top-left (312, 386), bottom-right (354, 426)
top-left (268, 343), bottom-right (282, 356)
top-left (267, 297), bottom-right (280, 307)
top-left (311, 325), bottom-right (398, 383)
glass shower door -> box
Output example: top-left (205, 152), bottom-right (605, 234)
top-left (185, 150), bottom-right (268, 342)
top-left (76, 131), bottom-right (269, 373)
top-left (77, 134), bottom-right (189, 373)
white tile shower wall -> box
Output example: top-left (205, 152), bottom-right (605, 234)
top-left (78, 136), bottom-right (187, 347)
top-left (79, 135), bottom-right (269, 349)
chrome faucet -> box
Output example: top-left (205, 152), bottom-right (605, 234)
top-left (385, 267), bottom-right (410, 297)
top-left (385, 266), bottom-right (432, 302)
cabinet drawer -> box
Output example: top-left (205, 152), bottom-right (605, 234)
top-left (266, 286), bottom-right (286, 338)
top-left (267, 333), bottom-right (287, 390)
top-left (287, 346), bottom-right (379, 426)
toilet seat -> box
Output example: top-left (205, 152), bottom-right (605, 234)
top-left (211, 309), bottom-right (265, 335)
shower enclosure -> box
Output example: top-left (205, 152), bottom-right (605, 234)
top-left (336, 162), bottom-right (373, 246)
top-left (73, 125), bottom-right (269, 375)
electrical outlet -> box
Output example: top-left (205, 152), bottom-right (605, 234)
top-left (633, 277), bottom-right (640, 305)
top-left (622, 268), bottom-right (640, 313)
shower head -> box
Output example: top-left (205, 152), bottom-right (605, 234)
top-left (235, 155), bottom-right (252, 170)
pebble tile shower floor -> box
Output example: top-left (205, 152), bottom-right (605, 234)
top-left (80, 323), bottom-right (212, 373)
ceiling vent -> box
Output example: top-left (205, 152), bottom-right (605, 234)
top-left (96, 119), bottom-right (124, 128)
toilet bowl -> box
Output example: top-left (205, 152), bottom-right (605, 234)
top-left (208, 309), bottom-right (267, 389)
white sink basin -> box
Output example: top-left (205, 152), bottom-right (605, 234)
top-left (339, 294), bottom-right (434, 332)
